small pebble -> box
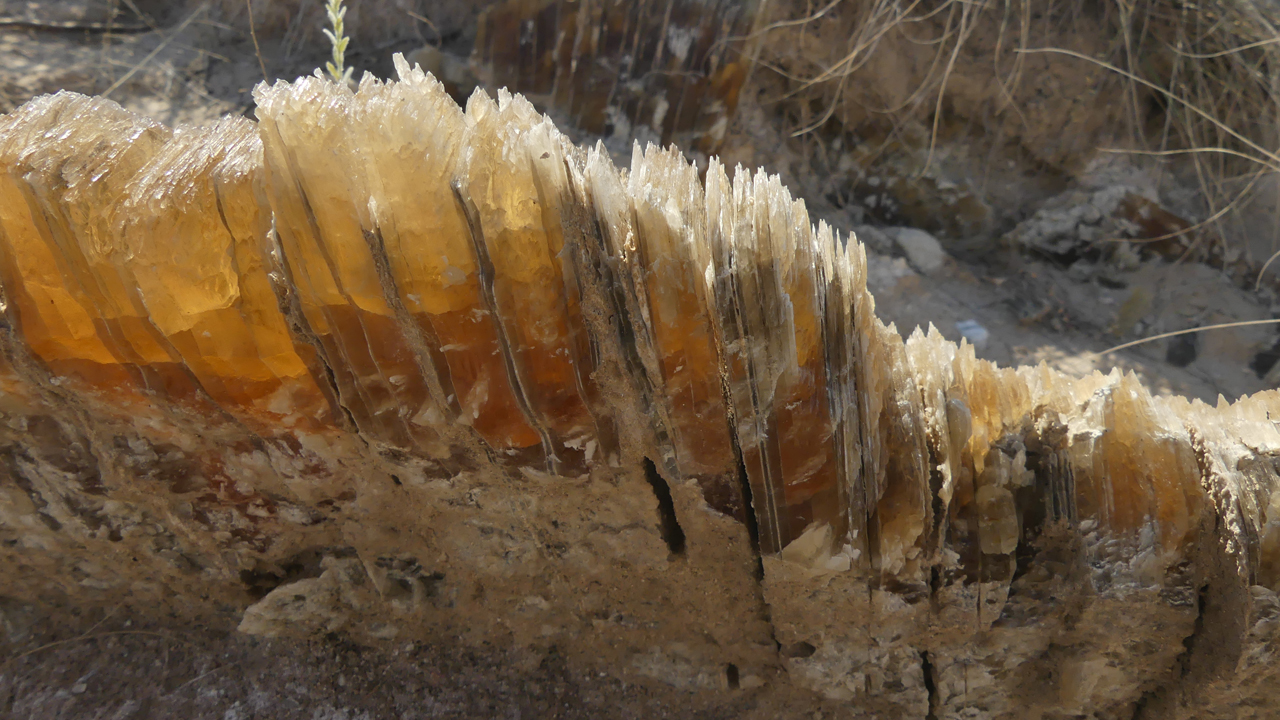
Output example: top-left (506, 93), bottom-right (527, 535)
top-left (956, 319), bottom-right (990, 350)
top-left (888, 227), bottom-right (947, 275)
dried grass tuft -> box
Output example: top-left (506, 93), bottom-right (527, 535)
top-left (758, 0), bottom-right (1280, 263)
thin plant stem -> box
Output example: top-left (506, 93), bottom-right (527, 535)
top-left (247, 0), bottom-right (267, 81)
top-left (1097, 319), bottom-right (1280, 357)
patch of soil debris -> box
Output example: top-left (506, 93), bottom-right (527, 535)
top-left (2, 610), bottom-right (816, 720)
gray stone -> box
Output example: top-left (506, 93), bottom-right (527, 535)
top-left (888, 226), bottom-right (947, 274)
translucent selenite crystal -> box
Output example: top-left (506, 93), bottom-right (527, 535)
top-left (3, 61), bottom-right (1279, 717)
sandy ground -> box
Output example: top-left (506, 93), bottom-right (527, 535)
top-left (2, 618), bottom-right (756, 719)
top-left (2, 605), bottom-right (847, 720)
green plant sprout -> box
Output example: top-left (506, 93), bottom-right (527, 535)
top-left (322, 0), bottom-right (353, 86)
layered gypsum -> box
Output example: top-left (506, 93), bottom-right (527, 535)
top-left (0, 56), bottom-right (1278, 717)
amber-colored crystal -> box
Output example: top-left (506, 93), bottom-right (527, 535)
top-left (255, 77), bottom-right (449, 453)
top-left (5, 62), bottom-right (1280, 718)
top-left (618, 144), bottom-right (742, 515)
top-left (0, 94), bottom-right (194, 403)
top-left (453, 89), bottom-right (599, 473)
top-left (118, 117), bottom-right (338, 431)
top-left (349, 60), bottom-right (546, 458)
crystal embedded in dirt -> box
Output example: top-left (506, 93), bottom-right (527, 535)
top-left (1, 58), bottom-right (1279, 718)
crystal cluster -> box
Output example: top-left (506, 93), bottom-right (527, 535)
top-left (1, 58), bottom-right (1278, 718)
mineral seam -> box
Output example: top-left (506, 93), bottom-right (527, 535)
top-left (0, 59), bottom-right (1277, 719)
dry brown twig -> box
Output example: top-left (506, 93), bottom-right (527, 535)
top-left (1096, 319), bottom-right (1280, 357)
top-left (246, 0), bottom-right (267, 81)
top-left (750, 0), bottom-right (1280, 369)
top-left (102, 2), bottom-right (209, 98)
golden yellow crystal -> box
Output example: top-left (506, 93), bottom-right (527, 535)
top-left (1, 59), bottom-right (1278, 718)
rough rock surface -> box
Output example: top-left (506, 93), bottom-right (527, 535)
top-left (888, 226), bottom-right (947, 275)
top-left (1, 58), bottom-right (1279, 718)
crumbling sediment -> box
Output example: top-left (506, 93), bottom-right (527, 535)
top-left (0, 58), bottom-right (1277, 719)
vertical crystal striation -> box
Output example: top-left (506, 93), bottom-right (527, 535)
top-left (0, 94), bottom-right (194, 402)
top-left (703, 162), bottom-right (847, 553)
top-left (348, 59), bottom-right (548, 461)
top-left (3, 60), bottom-right (1280, 718)
top-left (453, 88), bottom-right (599, 474)
top-left (255, 76), bottom-right (448, 453)
top-left (118, 117), bottom-right (338, 430)
top-left (613, 144), bottom-right (743, 516)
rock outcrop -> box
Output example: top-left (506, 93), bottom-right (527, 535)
top-left (0, 57), bottom-right (1277, 719)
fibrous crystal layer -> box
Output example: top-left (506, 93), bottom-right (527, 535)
top-left (0, 58), bottom-right (1278, 719)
